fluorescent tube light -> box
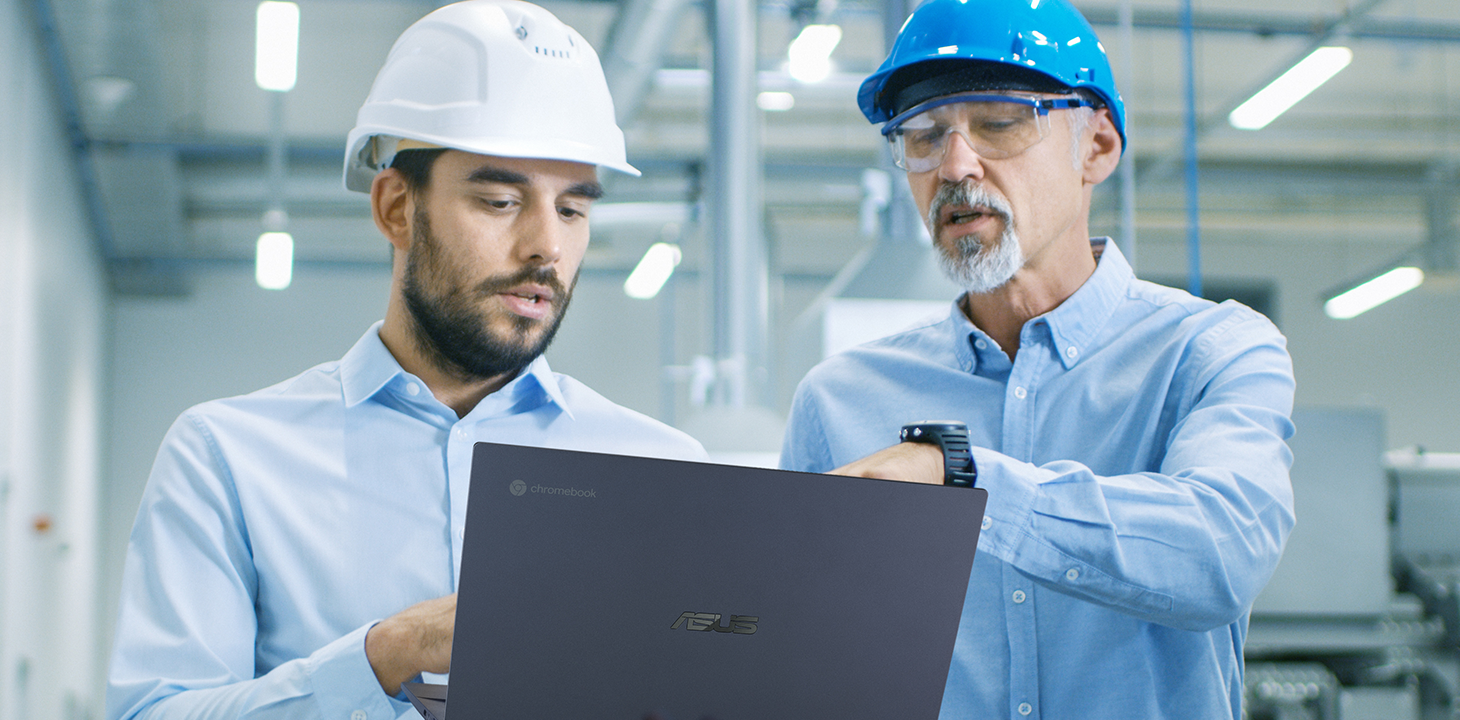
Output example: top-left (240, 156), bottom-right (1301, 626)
top-left (624, 243), bottom-right (682, 299)
top-left (255, 1), bottom-right (300, 92)
top-left (787, 24), bottom-right (842, 84)
top-left (1324, 266), bottom-right (1423, 319)
top-left (256, 232), bottom-right (295, 290)
top-left (1229, 46), bottom-right (1352, 130)
top-left (757, 91), bottom-right (796, 111)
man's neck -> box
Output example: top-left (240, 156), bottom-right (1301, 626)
top-left (962, 238), bottom-right (1100, 360)
top-left (378, 304), bottom-right (513, 419)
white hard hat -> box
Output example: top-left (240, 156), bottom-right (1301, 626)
top-left (343, 0), bottom-right (638, 192)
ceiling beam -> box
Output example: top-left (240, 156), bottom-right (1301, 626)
top-left (1080, 4), bottom-right (1460, 43)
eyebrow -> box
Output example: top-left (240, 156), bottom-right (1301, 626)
top-left (466, 165), bottom-right (605, 201)
top-left (567, 181), bottom-right (605, 201)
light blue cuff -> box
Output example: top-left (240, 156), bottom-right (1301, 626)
top-left (308, 623), bottom-right (414, 720)
top-left (967, 448), bottom-right (1039, 563)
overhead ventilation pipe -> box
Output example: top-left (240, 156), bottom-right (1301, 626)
top-left (601, 0), bottom-right (695, 126)
top-left (706, 0), bottom-right (768, 408)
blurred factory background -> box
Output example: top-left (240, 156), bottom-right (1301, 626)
top-left (3, 0), bottom-right (1460, 717)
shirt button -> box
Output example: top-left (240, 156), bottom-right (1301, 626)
top-left (1066, 568), bottom-right (1080, 581)
top-left (1012, 590), bottom-right (1026, 604)
top-left (1018, 702), bottom-right (1032, 715)
top-left (974, 339), bottom-right (988, 350)
top-left (1066, 346), bottom-right (1079, 359)
top-left (406, 383), bottom-right (420, 396)
top-left (1014, 387), bottom-right (1027, 400)
top-left (981, 516), bottom-right (992, 531)
top-left (352, 711), bottom-right (368, 720)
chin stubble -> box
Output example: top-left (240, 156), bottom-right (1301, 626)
top-left (926, 181), bottom-right (1024, 295)
top-left (402, 208), bottom-right (576, 382)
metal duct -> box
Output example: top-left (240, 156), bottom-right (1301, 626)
top-left (600, 0), bottom-right (695, 126)
top-left (705, 0), bottom-right (767, 408)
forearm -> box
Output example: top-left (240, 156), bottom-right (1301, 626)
top-left (109, 625), bottom-right (403, 720)
top-left (974, 439), bottom-right (1293, 631)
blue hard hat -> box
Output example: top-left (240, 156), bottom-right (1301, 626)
top-left (859, 0), bottom-right (1126, 150)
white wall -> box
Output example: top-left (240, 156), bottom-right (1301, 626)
top-left (0, 0), bottom-right (110, 718)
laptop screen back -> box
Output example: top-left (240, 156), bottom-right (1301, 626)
top-left (449, 442), bottom-right (986, 720)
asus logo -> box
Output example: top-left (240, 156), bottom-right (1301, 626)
top-left (670, 612), bottom-right (758, 635)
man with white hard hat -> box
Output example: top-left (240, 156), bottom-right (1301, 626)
top-left (106, 3), bottom-right (703, 719)
top-left (781, 0), bottom-right (1296, 717)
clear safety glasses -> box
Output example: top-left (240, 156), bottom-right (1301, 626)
top-left (882, 93), bottom-right (1098, 172)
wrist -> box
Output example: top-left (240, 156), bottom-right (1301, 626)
top-left (365, 619), bottom-right (414, 696)
top-left (899, 421), bottom-right (977, 487)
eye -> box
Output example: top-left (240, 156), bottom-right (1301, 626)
top-left (479, 195), bottom-right (519, 211)
top-left (905, 124), bottom-right (948, 150)
top-left (975, 115), bottom-right (1028, 134)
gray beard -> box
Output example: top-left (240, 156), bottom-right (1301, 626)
top-left (926, 182), bottom-right (1024, 294)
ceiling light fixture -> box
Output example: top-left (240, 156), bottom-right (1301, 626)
top-left (787, 24), bottom-right (842, 84)
top-left (255, 1), bottom-right (300, 92)
top-left (1323, 266), bottom-right (1424, 319)
top-left (757, 91), bottom-right (796, 111)
top-left (256, 231), bottom-right (295, 290)
top-left (624, 243), bottom-right (683, 299)
top-left (1229, 46), bottom-right (1352, 131)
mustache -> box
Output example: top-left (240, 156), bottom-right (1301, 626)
top-left (472, 265), bottom-right (568, 300)
top-left (927, 181), bottom-right (1013, 235)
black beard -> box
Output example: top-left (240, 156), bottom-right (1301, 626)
top-left (401, 208), bottom-right (576, 383)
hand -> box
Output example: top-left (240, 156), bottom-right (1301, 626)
top-left (829, 442), bottom-right (944, 485)
top-left (365, 593), bottom-right (456, 696)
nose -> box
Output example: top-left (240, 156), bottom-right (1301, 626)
top-left (512, 199), bottom-right (565, 267)
top-left (936, 130), bottom-right (987, 184)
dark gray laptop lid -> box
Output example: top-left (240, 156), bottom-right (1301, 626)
top-left (446, 442), bottom-right (986, 720)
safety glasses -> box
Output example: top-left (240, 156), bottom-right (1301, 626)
top-left (882, 93), bottom-right (1098, 172)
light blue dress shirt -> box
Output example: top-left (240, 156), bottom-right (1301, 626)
top-left (107, 323), bottom-right (706, 720)
top-left (781, 240), bottom-right (1295, 720)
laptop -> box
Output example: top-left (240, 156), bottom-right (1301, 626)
top-left (404, 441), bottom-right (987, 720)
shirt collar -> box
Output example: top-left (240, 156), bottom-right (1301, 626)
top-left (948, 238), bottom-right (1132, 372)
top-left (474, 355), bottom-right (574, 421)
top-left (340, 321), bottom-right (572, 419)
top-left (1042, 237), bottom-right (1131, 370)
top-left (341, 322), bottom-right (402, 407)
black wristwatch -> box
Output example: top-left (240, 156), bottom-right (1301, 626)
top-left (900, 421), bottom-right (977, 487)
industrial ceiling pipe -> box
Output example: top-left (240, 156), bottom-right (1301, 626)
top-left (706, 0), bottom-right (767, 409)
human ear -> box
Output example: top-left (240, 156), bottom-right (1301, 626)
top-left (1081, 109), bottom-right (1123, 185)
top-left (371, 169), bottom-right (414, 253)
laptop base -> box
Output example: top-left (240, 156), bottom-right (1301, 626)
top-left (402, 681), bottom-right (447, 720)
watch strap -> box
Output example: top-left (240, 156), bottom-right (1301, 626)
top-left (900, 421), bottom-right (977, 487)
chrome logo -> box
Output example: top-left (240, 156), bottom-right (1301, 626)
top-left (509, 480), bottom-right (527, 496)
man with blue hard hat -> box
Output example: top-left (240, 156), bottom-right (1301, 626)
top-left (781, 0), bottom-right (1296, 717)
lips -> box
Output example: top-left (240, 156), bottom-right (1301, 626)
top-left (938, 203), bottom-right (1004, 240)
top-left (498, 283), bottom-right (555, 320)
top-left (943, 206), bottom-right (995, 226)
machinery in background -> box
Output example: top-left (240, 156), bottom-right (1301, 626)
top-left (1243, 407), bottom-right (1460, 720)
